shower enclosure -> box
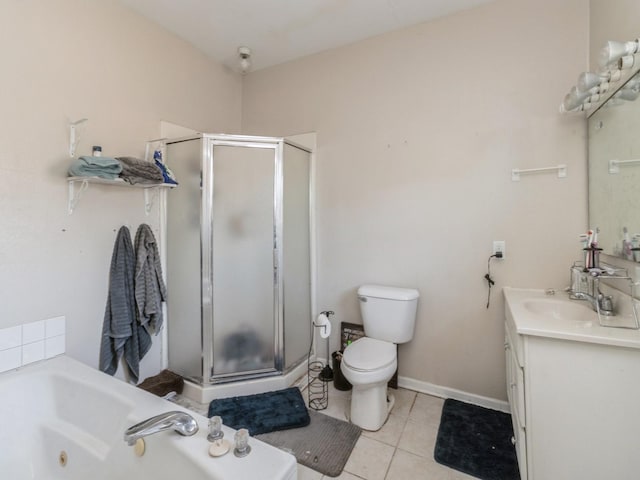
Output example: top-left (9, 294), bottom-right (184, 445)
top-left (165, 134), bottom-right (312, 387)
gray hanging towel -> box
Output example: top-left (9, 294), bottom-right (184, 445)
top-left (134, 224), bottom-right (167, 334)
top-left (99, 226), bottom-right (152, 383)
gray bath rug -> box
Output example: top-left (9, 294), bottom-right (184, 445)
top-left (256, 410), bottom-right (361, 477)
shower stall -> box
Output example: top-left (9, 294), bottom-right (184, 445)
top-left (165, 134), bottom-right (313, 399)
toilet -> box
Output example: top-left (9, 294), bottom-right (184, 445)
top-left (340, 284), bottom-right (419, 431)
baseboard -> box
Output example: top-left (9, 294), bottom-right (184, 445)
top-left (398, 375), bottom-right (510, 413)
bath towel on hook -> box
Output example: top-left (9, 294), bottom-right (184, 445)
top-left (134, 224), bottom-right (167, 334)
top-left (99, 226), bottom-right (152, 384)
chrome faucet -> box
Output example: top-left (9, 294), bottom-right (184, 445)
top-left (569, 265), bottom-right (615, 316)
top-left (124, 411), bottom-right (199, 446)
top-left (570, 291), bottom-right (614, 316)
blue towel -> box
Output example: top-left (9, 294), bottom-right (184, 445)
top-left (68, 156), bottom-right (122, 179)
top-left (208, 387), bottom-right (310, 435)
top-left (154, 150), bottom-right (178, 185)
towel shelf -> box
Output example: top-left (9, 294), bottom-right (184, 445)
top-left (67, 177), bottom-right (176, 215)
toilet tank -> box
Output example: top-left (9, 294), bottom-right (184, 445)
top-left (358, 285), bottom-right (419, 344)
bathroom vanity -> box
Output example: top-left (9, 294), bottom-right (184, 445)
top-left (503, 287), bottom-right (640, 480)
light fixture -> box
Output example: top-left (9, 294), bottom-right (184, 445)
top-left (562, 85), bottom-right (603, 112)
top-left (599, 39), bottom-right (640, 67)
top-left (619, 54), bottom-right (636, 70)
top-left (614, 87), bottom-right (640, 102)
top-left (560, 35), bottom-right (639, 114)
top-left (614, 75), bottom-right (640, 101)
top-left (577, 72), bottom-right (603, 92)
top-left (238, 46), bottom-right (252, 75)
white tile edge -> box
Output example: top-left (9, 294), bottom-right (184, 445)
top-left (45, 334), bottom-right (66, 358)
top-left (0, 316), bottom-right (66, 368)
top-left (0, 347), bottom-right (22, 373)
top-left (22, 320), bottom-right (46, 344)
top-left (0, 325), bottom-right (22, 351)
top-left (397, 375), bottom-right (510, 413)
top-left (22, 340), bottom-right (45, 366)
top-left (45, 316), bottom-right (66, 338)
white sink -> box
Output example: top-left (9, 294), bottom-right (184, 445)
top-left (522, 298), bottom-right (593, 322)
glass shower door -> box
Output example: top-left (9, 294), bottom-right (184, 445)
top-left (283, 143), bottom-right (312, 369)
top-left (209, 144), bottom-right (277, 378)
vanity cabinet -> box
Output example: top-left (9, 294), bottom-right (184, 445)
top-left (504, 288), bottom-right (640, 480)
top-left (504, 324), bottom-right (526, 479)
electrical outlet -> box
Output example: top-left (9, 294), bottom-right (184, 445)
top-left (493, 240), bottom-right (506, 259)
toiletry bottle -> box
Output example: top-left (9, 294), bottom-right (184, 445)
top-left (623, 227), bottom-right (633, 261)
top-left (633, 234), bottom-right (640, 262)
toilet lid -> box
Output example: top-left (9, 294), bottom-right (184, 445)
top-left (342, 337), bottom-right (396, 372)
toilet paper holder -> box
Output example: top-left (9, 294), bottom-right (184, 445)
top-left (315, 311), bottom-right (334, 381)
top-left (308, 310), bottom-right (334, 410)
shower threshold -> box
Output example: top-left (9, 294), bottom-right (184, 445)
top-left (181, 359), bottom-right (309, 404)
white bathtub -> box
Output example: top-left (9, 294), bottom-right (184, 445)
top-left (0, 355), bottom-right (297, 480)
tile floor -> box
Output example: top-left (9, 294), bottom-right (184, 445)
top-left (297, 383), bottom-right (475, 480)
top-left (172, 382), bottom-right (475, 480)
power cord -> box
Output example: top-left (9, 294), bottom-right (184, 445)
top-left (485, 252), bottom-right (502, 308)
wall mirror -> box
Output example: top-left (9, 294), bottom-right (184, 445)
top-left (588, 68), bottom-right (640, 260)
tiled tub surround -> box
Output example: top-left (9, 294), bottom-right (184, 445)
top-left (0, 316), bottom-right (66, 372)
top-left (0, 355), bottom-right (297, 480)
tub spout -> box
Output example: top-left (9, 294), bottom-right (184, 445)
top-left (124, 411), bottom-right (199, 446)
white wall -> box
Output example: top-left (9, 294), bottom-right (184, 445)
top-left (0, 0), bottom-right (592, 401)
top-left (242, 0), bottom-right (589, 401)
top-left (0, 0), bottom-right (242, 381)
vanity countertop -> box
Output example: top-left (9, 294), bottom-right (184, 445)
top-left (503, 287), bottom-right (640, 349)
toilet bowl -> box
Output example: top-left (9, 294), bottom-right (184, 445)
top-left (341, 337), bottom-right (397, 431)
top-left (341, 284), bottom-right (419, 431)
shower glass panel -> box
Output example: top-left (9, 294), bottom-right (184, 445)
top-left (166, 138), bottom-right (204, 381)
top-left (211, 145), bottom-right (276, 377)
top-left (165, 134), bottom-right (312, 386)
top-left (283, 143), bottom-right (312, 369)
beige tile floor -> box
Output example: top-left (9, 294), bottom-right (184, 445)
top-left (172, 381), bottom-right (475, 479)
top-left (298, 383), bottom-right (476, 480)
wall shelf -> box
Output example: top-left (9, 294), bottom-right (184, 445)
top-left (67, 176), bottom-right (176, 215)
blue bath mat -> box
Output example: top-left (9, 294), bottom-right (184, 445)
top-left (434, 399), bottom-right (520, 480)
top-left (208, 387), bottom-right (310, 435)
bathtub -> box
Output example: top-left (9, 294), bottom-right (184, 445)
top-left (0, 355), bottom-right (297, 480)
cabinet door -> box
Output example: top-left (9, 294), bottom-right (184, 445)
top-left (505, 328), bottom-right (527, 480)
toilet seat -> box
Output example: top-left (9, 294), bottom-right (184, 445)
top-left (342, 337), bottom-right (396, 372)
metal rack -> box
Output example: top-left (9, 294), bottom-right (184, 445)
top-left (307, 359), bottom-right (328, 410)
top-left (569, 261), bottom-right (640, 329)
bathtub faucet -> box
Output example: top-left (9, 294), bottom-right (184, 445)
top-left (124, 411), bottom-right (199, 446)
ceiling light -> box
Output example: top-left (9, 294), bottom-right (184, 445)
top-left (238, 46), bottom-right (252, 75)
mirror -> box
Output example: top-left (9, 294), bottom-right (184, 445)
top-left (588, 69), bottom-right (640, 259)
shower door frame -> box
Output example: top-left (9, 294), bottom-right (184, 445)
top-left (201, 134), bottom-right (285, 384)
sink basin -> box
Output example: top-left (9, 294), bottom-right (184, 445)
top-left (522, 299), bottom-right (593, 322)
